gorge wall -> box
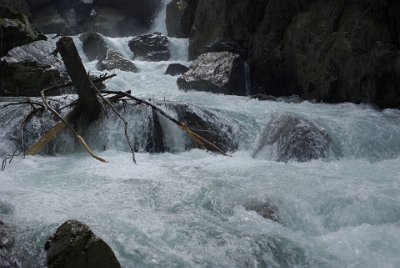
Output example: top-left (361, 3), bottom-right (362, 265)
top-left (168, 0), bottom-right (400, 108)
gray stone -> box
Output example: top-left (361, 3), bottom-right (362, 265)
top-left (252, 113), bottom-right (331, 162)
top-left (166, 0), bottom-right (198, 38)
top-left (177, 52), bottom-right (247, 96)
top-left (97, 49), bottom-right (138, 72)
top-left (45, 220), bottom-right (120, 268)
top-left (79, 32), bottom-right (110, 61)
top-left (164, 63), bottom-right (188, 76)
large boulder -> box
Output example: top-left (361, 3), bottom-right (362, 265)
top-left (164, 63), bottom-right (189, 76)
top-left (97, 49), bottom-right (138, 72)
top-left (166, 0), bottom-right (198, 38)
top-left (172, 103), bottom-right (238, 153)
top-left (0, 6), bottom-right (46, 57)
top-left (0, 60), bottom-right (67, 96)
top-left (177, 51), bottom-right (247, 96)
top-left (252, 113), bottom-right (331, 162)
top-left (45, 220), bottom-right (120, 268)
top-left (128, 32), bottom-right (170, 61)
top-left (28, 4), bottom-right (72, 35)
top-left (79, 32), bottom-right (110, 61)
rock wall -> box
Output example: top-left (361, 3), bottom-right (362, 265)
top-left (23, 0), bottom-right (162, 36)
top-left (182, 0), bottom-right (400, 108)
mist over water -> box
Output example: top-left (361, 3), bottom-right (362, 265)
top-left (1, 1), bottom-right (400, 267)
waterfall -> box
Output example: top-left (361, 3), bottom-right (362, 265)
top-left (244, 62), bottom-right (251, 96)
top-left (150, 0), bottom-right (172, 35)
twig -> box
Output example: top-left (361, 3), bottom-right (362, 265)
top-left (36, 88), bottom-right (107, 163)
top-left (90, 84), bottom-right (136, 163)
top-left (100, 90), bottom-right (230, 156)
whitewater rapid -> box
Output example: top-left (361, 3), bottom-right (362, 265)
top-left (1, 1), bottom-right (400, 267)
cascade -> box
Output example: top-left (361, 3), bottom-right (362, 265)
top-left (1, 0), bottom-right (400, 267)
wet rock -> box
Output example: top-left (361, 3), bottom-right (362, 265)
top-left (45, 220), bottom-right (120, 268)
top-left (97, 49), bottom-right (138, 72)
top-left (252, 113), bottom-right (331, 162)
top-left (244, 200), bottom-right (279, 222)
top-left (5, 39), bottom-right (65, 73)
top-left (79, 32), bottom-right (110, 61)
top-left (0, 220), bottom-right (20, 268)
top-left (165, 63), bottom-right (188, 76)
top-left (0, 60), bottom-right (67, 97)
top-left (128, 32), bottom-right (170, 61)
top-left (0, 6), bottom-right (46, 57)
top-left (177, 52), bottom-right (247, 96)
top-left (166, 0), bottom-right (198, 38)
top-left (172, 103), bottom-right (238, 153)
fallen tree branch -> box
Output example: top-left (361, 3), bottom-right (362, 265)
top-left (90, 82), bottom-right (136, 163)
top-left (100, 90), bottom-right (230, 157)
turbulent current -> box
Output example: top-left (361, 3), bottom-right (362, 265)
top-left (1, 2), bottom-right (400, 268)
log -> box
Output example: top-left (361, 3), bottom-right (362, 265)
top-left (56, 37), bottom-right (101, 122)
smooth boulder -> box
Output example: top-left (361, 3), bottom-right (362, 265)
top-left (165, 63), bottom-right (188, 76)
top-left (128, 32), bottom-right (170, 61)
top-left (177, 52), bottom-right (247, 96)
top-left (45, 220), bottom-right (120, 268)
top-left (252, 113), bottom-right (331, 162)
top-left (0, 60), bottom-right (67, 96)
top-left (97, 49), bottom-right (138, 72)
top-left (79, 32), bottom-right (110, 61)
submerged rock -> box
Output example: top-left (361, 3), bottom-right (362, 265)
top-left (45, 220), bottom-right (120, 268)
top-left (128, 32), bottom-right (170, 61)
top-left (164, 63), bottom-right (188, 76)
top-left (97, 49), bottom-right (138, 72)
top-left (177, 52), bottom-right (247, 96)
top-left (0, 60), bottom-right (67, 97)
top-left (0, 6), bottom-right (46, 57)
top-left (244, 200), bottom-right (279, 222)
top-left (252, 114), bottom-right (331, 162)
top-left (79, 32), bottom-right (110, 61)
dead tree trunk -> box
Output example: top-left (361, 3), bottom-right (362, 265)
top-left (56, 37), bottom-right (101, 122)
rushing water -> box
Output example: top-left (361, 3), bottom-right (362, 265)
top-left (1, 2), bottom-right (400, 267)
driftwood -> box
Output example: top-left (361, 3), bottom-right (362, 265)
top-left (26, 37), bottom-right (107, 162)
top-left (56, 37), bottom-right (101, 122)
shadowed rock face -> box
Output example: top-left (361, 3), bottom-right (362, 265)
top-left (252, 113), bottom-right (332, 162)
top-left (0, 5), bottom-right (46, 57)
top-left (45, 220), bottom-right (120, 268)
top-left (79, 32), bottom-right (110, 61)
top-left (166, 0), bottom-right (198, 38)
top-left (185, 0), bottom-right (400, 108)
top-left (25, 0), bottom-right (161, 36)
top-left (165, 63), bottom-right (189, 76)
top-left (177, 52), bottom-right (247, 96)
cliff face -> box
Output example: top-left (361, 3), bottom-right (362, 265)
top-left (181, 0), bottom-right (400, 108)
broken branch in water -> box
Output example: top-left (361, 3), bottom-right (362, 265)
top-left (100, 90), bottom-right (230, 157)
